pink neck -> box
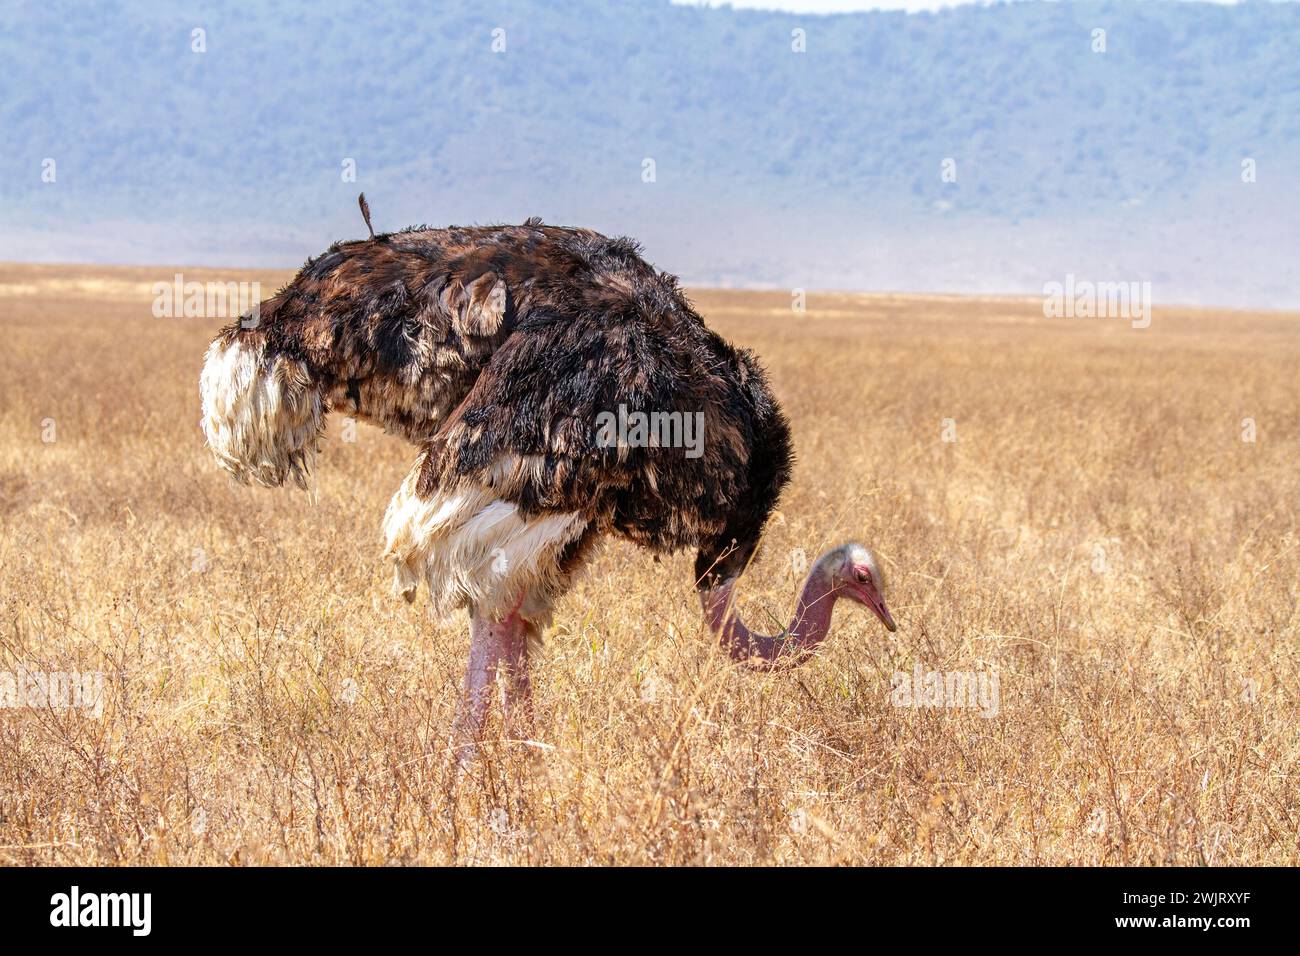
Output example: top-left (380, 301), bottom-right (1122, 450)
top-left (701, 566), bottom-right (839, 670)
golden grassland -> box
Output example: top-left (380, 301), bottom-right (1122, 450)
top-left (0, 263), bottom-right (1295, 866)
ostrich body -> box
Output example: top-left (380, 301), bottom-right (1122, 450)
top-left (200, 219), bottom-right (896, 760)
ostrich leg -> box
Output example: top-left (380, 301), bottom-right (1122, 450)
top-left (450, 608), bottom-right (534, 767)
top-left (502, 619), bottom-right (538, 738)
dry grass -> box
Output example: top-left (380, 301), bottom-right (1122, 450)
top-left (0, 263), bottom-right (1295, 866)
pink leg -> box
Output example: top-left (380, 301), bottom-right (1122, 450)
top-left (450, 609), bottom-right (533, 767)
top-left (502, 619), bottom-right (538, 738)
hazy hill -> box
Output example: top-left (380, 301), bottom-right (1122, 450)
top-left (3, 0), bottom-right (1297, 306)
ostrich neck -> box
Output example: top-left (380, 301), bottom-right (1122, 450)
top-left (701, 563), bottom-right (839, 669)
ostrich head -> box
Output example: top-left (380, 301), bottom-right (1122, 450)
top-left (821, 542), bottom-right (896, 632)
top-left (699, 538), bottom-right (897, 669)
top-left (199, 325), bottom-right (325, 489)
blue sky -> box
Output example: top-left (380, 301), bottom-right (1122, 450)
top-left (674, 0), bottom-right (983, 10)
top-left (674, 0), bottom-right (1258, 12)
top-left (675, 0), bottom-right (991, 10)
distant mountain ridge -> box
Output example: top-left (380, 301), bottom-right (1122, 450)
top-left (3, 0), bottom-right (1297, 306)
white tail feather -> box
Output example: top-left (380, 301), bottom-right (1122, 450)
top-left (200, 337), bottom-right (324, 489)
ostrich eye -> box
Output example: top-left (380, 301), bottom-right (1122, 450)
top-left (854, 568), bottom-right (870, 585)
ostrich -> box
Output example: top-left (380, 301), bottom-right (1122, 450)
top-left (199, 211), bottom-right (897, 759)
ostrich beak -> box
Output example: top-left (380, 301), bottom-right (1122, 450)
top-left (870, 594), bottom-right (897, 632)
top-left (849, 579), bottom-right (897, 632)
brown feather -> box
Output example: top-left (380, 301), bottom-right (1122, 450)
top-left (358, 192), bottom-right (375, 239)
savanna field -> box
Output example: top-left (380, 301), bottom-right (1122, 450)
top-left (0, 263), bottom-right (1295, 865)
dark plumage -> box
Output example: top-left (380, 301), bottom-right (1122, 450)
top-left (211, 219), bottom-right (793, 588)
